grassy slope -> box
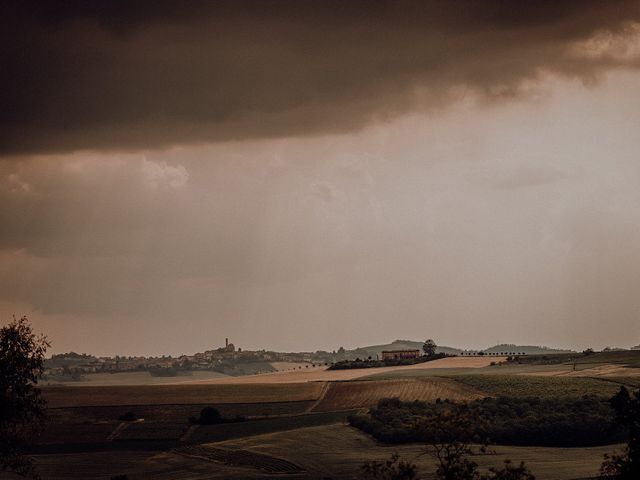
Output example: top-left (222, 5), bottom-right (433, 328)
top-left (190, 410), bottom-right (356, 444)
top-left (18, 423), bottom-right (620, 480)
top-left (218, 423), bottom-right (615, 480)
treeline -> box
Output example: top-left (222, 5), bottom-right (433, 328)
top-left (349, 395), bottom-right (626, 447)
top-left (328, 353), bottom-right (447, 370)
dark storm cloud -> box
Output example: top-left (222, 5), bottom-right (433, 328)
top-left (1, 0), bottom-right (639, 155)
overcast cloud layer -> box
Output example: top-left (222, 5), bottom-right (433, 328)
top-left (1, 2), bottom-right (640, 355)
top-left (2, 0), bottom-right (640, 154)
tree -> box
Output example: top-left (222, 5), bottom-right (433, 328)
top-left (196, 406), bottom-right (222, 425)
top-left (419, 403), bottom-right (483, 480)
top-left (1, 316), bottom-right (49, 478)
top-left (418, 403), bottom-right (535, 480)
top-left (423, 339), bottom-right (437, 357)
top-left (362, 453), bottom-right (418, 480)
top-left (600, 386), bottom-right (640, 479)
top-left (431, 441), bottom-right (480, 480)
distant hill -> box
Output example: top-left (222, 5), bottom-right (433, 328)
top-left (347, 340), bottom-right (574, 359)
top-left (482, 344), bottom-right (574, 355)
top-left (632, 344), bottom-right (640, 351)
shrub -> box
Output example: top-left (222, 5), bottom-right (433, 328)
top-left (118, 411), bottom-right (137, 422)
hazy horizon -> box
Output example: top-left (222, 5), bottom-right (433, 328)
top-left (2, 1), bottom-right (640, 357)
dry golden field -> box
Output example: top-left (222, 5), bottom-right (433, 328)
top-left (170, 356), bottom-right (503, 385)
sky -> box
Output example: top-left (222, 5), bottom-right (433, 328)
top-left (1, 1), bottom-right (640, 356)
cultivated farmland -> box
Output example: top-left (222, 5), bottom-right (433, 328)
top-left (312, 378), bottom-right (483, 412)
top-left (451, 374), bottom-right (635, 399)
top-left (42, 382), bottom-right (324, 408)
top-left (19, 353), bottom-right (640, 479)
top-left (174, 445), bottom-right (305, 474)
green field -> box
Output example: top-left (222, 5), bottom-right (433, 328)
top-left (506, 350), bottom-right (640, 368)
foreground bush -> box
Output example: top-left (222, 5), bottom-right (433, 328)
top-left (600, 386), bottom-right (640, 479)
top-left (360, 400), bottom-right (537, 479)
top-left (349, 395), bottom-right (623, 447)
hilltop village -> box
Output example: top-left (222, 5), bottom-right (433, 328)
top-left (44, 338), bottom-right (339, 381)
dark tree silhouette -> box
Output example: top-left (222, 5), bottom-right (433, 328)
top-left (423, 339), bottom-right (437, 357)
top-left (0, 316), bottom-right (49, 479)
top-left (197, 406), bottom-right (222, 425)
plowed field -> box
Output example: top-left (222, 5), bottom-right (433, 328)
top-left (313, 378), bottom-right (483, 411)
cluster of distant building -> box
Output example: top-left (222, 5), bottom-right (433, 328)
top-left (378, 349), bottom-right (530, 360)
top-left (44, 338), bottom-right (335, 379)
top-left (458, 350), bottom-right (528, 356)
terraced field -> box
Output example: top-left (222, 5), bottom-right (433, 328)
top-left (313, 378), bottom-right (483, 412)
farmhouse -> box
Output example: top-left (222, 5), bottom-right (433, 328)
top-left (381, 349), bottom-right (421, 360)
